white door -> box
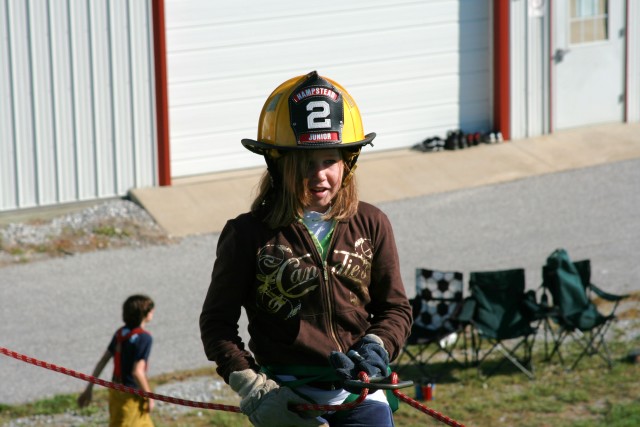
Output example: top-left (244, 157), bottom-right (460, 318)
top-left (553, 0), bottom-right (626, 130)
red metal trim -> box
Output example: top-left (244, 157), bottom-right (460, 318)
top-left (151, 0), bottom-right (171, 186)
top-left (493, 0), bottom-right (510, 140)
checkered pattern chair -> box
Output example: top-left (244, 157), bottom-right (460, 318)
top-left (393, 268), bottom-right (468, 377)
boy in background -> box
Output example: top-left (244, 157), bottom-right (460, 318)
top-left (78, 294), bottom-right (155, 427)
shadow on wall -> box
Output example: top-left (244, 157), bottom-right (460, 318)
top-left (458, 1), bottom-right (492, 135)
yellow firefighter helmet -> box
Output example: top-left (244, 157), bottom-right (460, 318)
top-left (241, 71), bottom-right (375, 157)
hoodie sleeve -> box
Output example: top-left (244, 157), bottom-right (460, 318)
top-left (200, 218), bottom-right (260, 382)
top-left (363, 206), bottom-right (413, 361)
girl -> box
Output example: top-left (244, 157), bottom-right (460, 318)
top-left (200, 71), bottom-right (412, 427)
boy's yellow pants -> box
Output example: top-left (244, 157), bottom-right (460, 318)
top-left (109, 389), bottom-right (154, 427)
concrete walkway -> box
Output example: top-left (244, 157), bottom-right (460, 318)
top-left (130, 122), bottom-right (640, 237)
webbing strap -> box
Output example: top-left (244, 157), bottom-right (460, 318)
top-left (261, 364), bottom-right (340, 388)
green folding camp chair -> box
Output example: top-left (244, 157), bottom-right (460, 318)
top-left (461, 268), bottom-right (544, 379)
top-left (540, 248), bottom-right (629, 370)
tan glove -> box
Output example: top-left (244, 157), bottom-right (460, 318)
top-left (229, 369), bottom-right (328, 427)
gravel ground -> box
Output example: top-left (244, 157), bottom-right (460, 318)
top-left (1, 376), bottom-right (238, 427)
top-left (0, 199), bottom-right (173, 267)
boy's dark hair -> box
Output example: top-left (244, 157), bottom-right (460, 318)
top-left (122, 294), bottom-right (155, 328)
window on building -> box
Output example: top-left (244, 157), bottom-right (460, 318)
top-left (570, 0), bottom-right (608, 44)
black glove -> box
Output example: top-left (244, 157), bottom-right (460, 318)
top-left (329, 334), bottom-right (389, 391)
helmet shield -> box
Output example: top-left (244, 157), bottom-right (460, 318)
top-left (289, 74), bottom-right (344, 145)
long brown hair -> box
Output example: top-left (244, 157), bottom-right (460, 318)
top-left (251, 149), bottom-right (359, 229)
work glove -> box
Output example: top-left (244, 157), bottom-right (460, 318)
top-left (329, 334), bottom-right (389, 392)
top-left (229, 369), bottom-right (328, 427)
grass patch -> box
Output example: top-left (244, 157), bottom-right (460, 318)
top-left (1, 335), bottom-right (638, 426)
top-left (93, 225), bottom-right (130, 238)
top-left (0, 394), bottom-right (96, 419)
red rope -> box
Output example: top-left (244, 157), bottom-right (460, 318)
top-left (1, 346), bottom-right (464, 426)
top-left (0, 347), bottom-right (369, 413)
top-left (0, 346), bottom-right (240, 412)
top-left (390, 373), bottom-right (466, 427)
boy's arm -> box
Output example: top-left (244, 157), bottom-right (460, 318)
top-left (77, 350), bottom-right (112, 407)
top-left (132, 359), bottom-right (154, 411)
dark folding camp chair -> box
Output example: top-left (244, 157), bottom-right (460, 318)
top-left (461, 268), bottom-right (544, 379)
top-left (393, 268), bottom-right (468, 377)
top-left (540, 248), bottom-right (629, 370)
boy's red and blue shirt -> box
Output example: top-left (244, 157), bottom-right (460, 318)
top-left (108, 327), bottom-right (152, 389)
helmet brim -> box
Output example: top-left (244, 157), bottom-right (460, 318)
top-left (241, 133), bottom-right (376, 156)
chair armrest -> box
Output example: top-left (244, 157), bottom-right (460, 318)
top-left (522, 290), bottom-right (548, 320)
top-left (589, 283), bottom-right (629, 302)
top-left (530, 288), bottom-right (560, 318)
top-left (456, 297), bottom-right (476, 324)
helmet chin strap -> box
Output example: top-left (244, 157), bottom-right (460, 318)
top-left (264, 156), bottom-right (282, 190)
top-left (342, 164), bottom-right (357, 187)
top-left (341, 148), bottom-right (361, 187)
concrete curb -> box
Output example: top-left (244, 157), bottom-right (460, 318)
top-left (130, 122), bottom-right (640, 237)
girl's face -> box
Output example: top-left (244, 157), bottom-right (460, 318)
top-left (305, 149), bottom-right (344, 212)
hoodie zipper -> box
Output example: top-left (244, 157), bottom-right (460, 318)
top-left (323, 222), bottom-right (343, 353)
top-left (299, 219), bottom-right (343, 353)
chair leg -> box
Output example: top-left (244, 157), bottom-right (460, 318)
top-left (568, 324), bottom-right (614, 370)
top-left (462, 327), bottom-right (469, 367)
top-left (543, 318), bottom-right (554, 361)
top-left (546, 329), bottom-right (570, 368)
top-left (467, 330), bottom-right (478, 367)
top-left (393, 341), bottom-right (461, 378)
top-left (436, 333), bottom-right (467, 369)
top-left (543, 318), bottom-right (566, 364)
top-left (393, 345), bottom-right (423, 376)
top-left (496, 341), bottom-right (534, 380)
top-left (475, 335), bottom-right (535, 379)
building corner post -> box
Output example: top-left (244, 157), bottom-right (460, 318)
top-left (494, 0), bottom-right (511, 140)
top-left (151, 0), bottom-right (171, 186)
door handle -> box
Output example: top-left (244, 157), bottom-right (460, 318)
top-left (553, 48), bottom-right (570, 63)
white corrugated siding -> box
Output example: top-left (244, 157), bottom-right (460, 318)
top-left (165, 0), bottom-right (492, 178)
top-left (510, 0), bottom-right (550, 140)
top-left (629, 0), bottom-right (640, 122)
top-left (0, 0), bottom-right (157, 212)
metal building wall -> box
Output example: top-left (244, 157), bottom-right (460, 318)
top-left (510, 0), bottom-right (550, 140)
top-left (0, 0), bottom-right (157, 212)
top-left (629, 0), bottom-right (640, 122)
top-left (165, 0), bottom-right (493, 178)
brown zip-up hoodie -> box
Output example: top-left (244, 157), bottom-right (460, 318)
top-left (200, 201), bottom-right (412, 383)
